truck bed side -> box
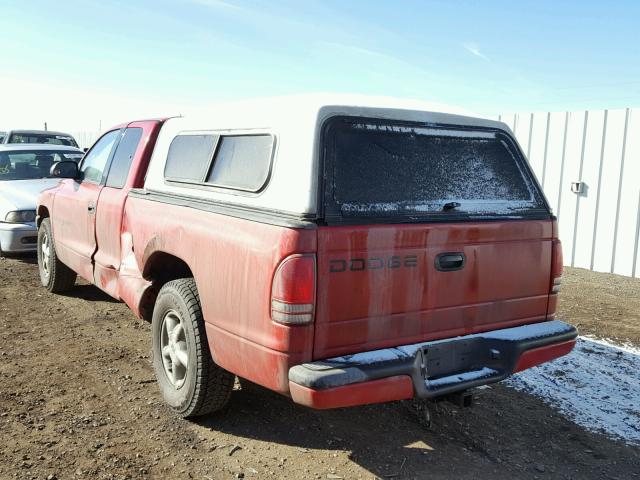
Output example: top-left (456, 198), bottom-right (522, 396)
top-left (120, 194), bottom-right (317, 394)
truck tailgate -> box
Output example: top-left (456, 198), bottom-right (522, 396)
top-left (313, 220), bottom-right (552, 359)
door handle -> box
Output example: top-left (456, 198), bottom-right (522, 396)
top-left (435, 252), bottom-right (465, 271)
top-left (88, 202), bottom-right (96, 214)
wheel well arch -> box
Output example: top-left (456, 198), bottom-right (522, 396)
top-left (138, 251), bottom-right (195, 321)
top-left (36, 206), bottom-right (50, 228)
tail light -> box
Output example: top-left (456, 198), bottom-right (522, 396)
top-left (550, 239), bottom-right (563, 294)
top-left (271, 254), bottom-right (316, 325)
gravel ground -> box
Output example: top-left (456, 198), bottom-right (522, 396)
top-left (0, 256), bottom-right (638, 480)
top-left (557, 267), bottom-right (640, 346)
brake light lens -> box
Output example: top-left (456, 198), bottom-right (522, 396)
top-left (551, 239), bottom-right (563, 294)
top-left (271, 254), bottom-right (316, 325)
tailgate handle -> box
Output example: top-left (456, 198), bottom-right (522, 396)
top-left (435, 253), bottom-right (465, 271)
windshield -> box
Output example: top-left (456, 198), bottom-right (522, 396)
top-left (323, 117), bottom-right (548, 222)
top-left (7, 133), bottom-right (78, 147)
top-left (0, 150), bottom-right (83, 181)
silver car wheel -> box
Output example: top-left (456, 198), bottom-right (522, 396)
top-left (40, 231), bottom-right (51, 278)
top-left (160, 310), bottom-right (189, 389)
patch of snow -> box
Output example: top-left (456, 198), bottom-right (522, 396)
top-left (580, 335), bottom-right (640, 355)
top-left (397, 320), bottom-right (571, 355)
top-left (327, 321), bottom-right (573, 366)
top-left (481, 320), bottom-right (573, 341)
top-left (428, 367), bottom-right (498, 388)
top-left (506, 337), bottom-right (640, 446)
top-left (341, 199), bottom-right (539, 215)
top-left (351, 123), bottom-right (497, 139)
top-left (332, 348), bottom-right (406, 365)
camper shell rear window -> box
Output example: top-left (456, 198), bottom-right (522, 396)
top-left (321, 116), bottom-right (549, 224)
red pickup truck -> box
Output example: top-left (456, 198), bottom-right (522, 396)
top-left (37, 98), bottom-right (576, 417)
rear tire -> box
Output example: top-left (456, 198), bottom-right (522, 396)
top-left (152, 278), bottom-right (234, 418)
top-left (37, 218), bottom-right (76, 293)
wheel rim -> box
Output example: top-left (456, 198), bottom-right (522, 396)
top-left (160, 310), bottom-right (189, 389)
top-left (40, 231), bottom-right (51, 278)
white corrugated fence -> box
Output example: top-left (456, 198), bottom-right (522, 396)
top-left (500, 108), bottom-right (640, 278)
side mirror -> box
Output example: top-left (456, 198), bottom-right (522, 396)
top-left (50, 161), bottom-right (79, 179)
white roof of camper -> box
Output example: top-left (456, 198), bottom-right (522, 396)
top-left (172, 93), bottom-right (504, 131)
top-left (144, 94), bottom-right (512, 216)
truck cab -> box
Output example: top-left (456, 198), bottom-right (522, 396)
top-left (37, 120), bottom-right (162, 293)
top-left (37, 96), bottom-right (576, 417)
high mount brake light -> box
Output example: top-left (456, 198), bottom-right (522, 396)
top-left (271, 254), bottom-right (316, 326)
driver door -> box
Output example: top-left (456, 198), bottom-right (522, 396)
top-left (51, 129), bottom-right (121, 282)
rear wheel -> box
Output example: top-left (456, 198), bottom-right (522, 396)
top-left (152, 278), bottom-right (234, 418)
top-left (37, 218), bottom-right (76, 293)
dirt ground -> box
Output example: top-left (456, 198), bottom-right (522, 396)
top-left (557, 267), bottom-right (640, 346)
top-left (0, 256), bottom-right (638, 480)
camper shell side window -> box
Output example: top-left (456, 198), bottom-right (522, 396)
top-left (163, 132), bottom-right (276, 194)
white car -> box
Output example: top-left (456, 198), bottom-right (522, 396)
top-left (0, 144), bottom-right (83, 255)
top-left (2, 129), bottom-right (79, 148)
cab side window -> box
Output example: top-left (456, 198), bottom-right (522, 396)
top-left (80, 130), bottom-right (120, 183)
top-left (105, 127), bottom-right (143, 188)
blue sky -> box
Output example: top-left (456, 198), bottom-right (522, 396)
top-left (2, 0), bottom-right (640, 130)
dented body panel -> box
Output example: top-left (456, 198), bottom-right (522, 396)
top-left (93, 120), bottom-right (162, 298)
top-left (122, 196), bottom-right (317, 393)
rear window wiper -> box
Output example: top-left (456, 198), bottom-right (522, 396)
top-left (442, 202), bottom-right (461, 212)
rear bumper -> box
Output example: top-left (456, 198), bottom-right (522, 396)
top-left (0, 222), bottom-right (38, 253)
top-left (289, 320), bottom-right (577, 409)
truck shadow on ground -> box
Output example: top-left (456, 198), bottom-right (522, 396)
top-left (2, 254), bottom-right (118, 302)
top-left (195, 379), bottom-right (637, 479)
top-left (2, 254), bottom-right (116, 302)
top-left (60, 283), bottom-right (120, 303)
top-left (193, 380), bottom-right (623, 479)
top-left (199, 381), bottom-right (454, 478)
top-left (2, 252), bottom-right (38, 265)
